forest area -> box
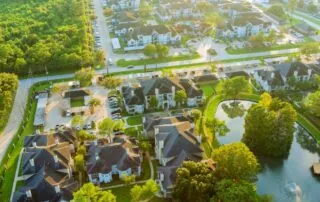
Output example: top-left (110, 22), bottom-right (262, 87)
top-left (0, 0), bottom-right (95, 75)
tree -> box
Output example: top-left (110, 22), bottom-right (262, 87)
top-left (72, 183), bottom-right (116, 202)
top-left (205, 117), bottom-right (229, 137)
top-left (266, 29), bottom-right (277, 44)
top-left (304, 90), bottom-right (320, 117)
top-left (288, 0), bottom-right (298, 14)
top-left (100, 76), bottom-right (123, 89)
top-left (211, 179), bottom-right (261, 202)
top-left (98, 118), bottom-right (115, 136)
top-left (217, 76), bottom-right (251, 102)
top-left (75, 154), bottom-right (85, 184)
top-left (298, 0), bottom-right (304, 8)
top-left (112, 119), bottom-right (125, 131)
top-left (313, 74), bottom-right (320, 88)
top-left (94, 50), bottom-right (105, 66)
top-left (267, 4), bottom-right (286, 19)
top-left (103, 8), bottom-right (113, 16)
top-left (89, 98), bottom-right (101, 113)
top-left (130, 180), bottom-right (159, 202)
top-left (307, 4), bottom-right (318, 13)
top-left (175, 90), bottom-right (187, 107)
top-left (249, 32), bottom-right (264, 48)
top-left (138, 139), bottom-right (152, 154)
top-left (242, 94), bottom-right (297, 157)
top-left (77, 130), bottom-right (95, 143)
top-left (52, 83), bottom-right (69, 96)
top-left (156, 44), bottom-right (169, 58)
top-left (300, 42), bottom-right (320, 56)
top-left (75, 67), bottom-right (95, 87)
top-left (212, 142), bottom-right (259, 181)
top-left (143, 44), bottom-right (156, 58)
top-left (173, 161), bottom-right (216, 202)
top-left (122, 174), bottom-right (136, 185)
top-left (149, 95), bottom-right (158, 109)
top-left (139, 0), bottom-right (152, 17)
top-left (72, 115), bottom-right (84, 128)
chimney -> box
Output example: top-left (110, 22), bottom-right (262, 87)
top-left (55, 185), bottom-right (60, 193)
top-left (29, 158), bottom-right (35, 167)
top-left (142, 117), bottom-right (146, 124)
top-left (131, 90), bottom-right (135, 96)
top-left (155, 88), bottom-right (159, 97)
top-left (55, 138), bottom-right (59, 145)
top-left (159, 140), bottom-right (164, 150)
top-left (54, 155), bottom-right (59, 163)
top-left (94, 140), bottom-right (98, 146)
top-left (294, 70), bottom-right (298, 78)
top-left (26, 190), bottom-right (32, 198)
top-left (32, 142), bottom-right (37, 147)
top-left (271, 72), bottom-right (275, 79)
top-left (36, 129), bottom-right (40, 135)
top-left (308, 68), bottom-right (312, 76)
top-left (171, 86), bottom-right (176, 95)
top-left (95, 152), bottom-right (99, 160)
top-left (155, 127), bottom-right (159, 135)
top-left (160, 173), bottom-right (164, 181)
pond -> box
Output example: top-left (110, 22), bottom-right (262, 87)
top-left (215, 101), bottom-right (320, 202)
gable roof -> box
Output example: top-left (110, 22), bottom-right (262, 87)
top-left (140, 77), bottom-right (183, 96)
top-left (86, 136), bottom-right (141, 174)
top-left (256, 69), bottom-right (285, 87)
top-left (155, 122), bottom-right (203, 158)
top-left (122, 86), bottom-right (145, 105)
top-left (192, 74), bottom-right (219, 83)
top-left (274, 62), bottom-right (312, 78)
top-left (64, 89), bottom-right (89, 98)
top-left (178, 79), bottom-right (203, 98)
top-left (144, 115), bottom-right (190, 133)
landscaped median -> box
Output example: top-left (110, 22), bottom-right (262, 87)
top-left (116, 53), bottom-right (201, 67)
top-left (0, 78), bottom-right (72, 201)
top-left (202, 93), bottom-right (320, 157)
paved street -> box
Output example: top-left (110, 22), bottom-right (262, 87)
top-left (289, 11), bottom-right (320, 31)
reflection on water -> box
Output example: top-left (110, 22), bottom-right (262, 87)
top-left (221, 101), bottom-right (246, 119)
top-left (215, 101), bottom-right (320, 202)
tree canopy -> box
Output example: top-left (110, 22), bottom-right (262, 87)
top-left (212, 142), bottom-right (259, 181)
top-left (75, 68), bottom-right (95, 87)
top-left (143, 44), bottom-right (156, 57)
top-left (304, 90), bottom-right (320, 117)
top-left (130, 180), bottom-right (159, 202)
top-left (242, 93), bottom-right (297, 157)
top-left (72, 183), bottom-right (116, 202)
top-left (217, 76), bottom-right (251, 101)
top-left (0, 0), bottom-right (94, 75)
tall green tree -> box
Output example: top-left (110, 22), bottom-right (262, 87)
top-left (217, 76), bottom-right (251, 102)
top-left (173, 161), bottom-right (216, 202)
top-left (175, 90), bottom-right (187, 107)
top-left (242, 93), bottom-right (297, 157)
top-left (304, 90), bottom-right (320, 117)
top-left (300, 42), bottom-right (320, 56)
top-left (212, 142), bottom-right (259, 181)
top-left (149, 95), bottom-right (158, 109)
top-left (75, 67), bottom-right (95, 87)
top-left (143, 44), bottom-right (156, 58)
top-left (72, 183), bottom-right (116, 202)
top-left (130, 180), bottom-right (159, 202)
top-left (156, 44), bottom-right (169, 58)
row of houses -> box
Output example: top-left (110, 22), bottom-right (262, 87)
top-left (13, 130), bottom-right (79, 202)
top-left (254, 62), bottom-right (314, 91)
top-left (156, 2), bottom-right (203, 22)
top-left (122, 77), bottom-right (205, 114)
top-left (106, 0), bottom-right (141, 11)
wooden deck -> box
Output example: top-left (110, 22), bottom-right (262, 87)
top-left (312, 163), bottom-right (320, 175)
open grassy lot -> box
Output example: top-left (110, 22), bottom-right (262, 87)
top-left (126, 115), bottom-right (143, 126)
top-left (70, 97), bottom-right (85, 108)
top-left (199, 82), bottom-right (219, 98)
top-left (116, 53), bottom-right (201, 67)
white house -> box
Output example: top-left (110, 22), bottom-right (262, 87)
top-left (156, 2), bottom-right (203, 22)
top-left (86, 136), bottom-right (142, 184)
top-left (107, 0), bottom-right (140, 11)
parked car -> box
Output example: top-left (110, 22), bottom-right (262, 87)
top-left (127, 65), bottom-right (134, 69)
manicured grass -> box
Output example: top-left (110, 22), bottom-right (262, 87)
top-left (126, 115), bottom-right (143, 126)
top-left (199, 82), bottom-right (218, 98)
top-left (116, 53), bottom-right (201, 67)
top-left (70, 97), bottom-right (85, 108)
top-left (124, 127), bottom-right (141, 137)
top-left (226, 43), bottom-right (302, 55)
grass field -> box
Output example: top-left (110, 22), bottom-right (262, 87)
top-left (199, 82), bottom-right (219, 98)
top-left (70, 97), bottom-right (85, 108)
top-left (126, 115), bottom-right (143, 126)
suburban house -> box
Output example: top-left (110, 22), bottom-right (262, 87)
top-left (114, 22), bottom-right (142, 36)
top-left (154, 121), bottom-right (203, 197)
top-left (107, 0), bottom-right (140, 11)
top-left (122, 77), bottom-right (204, 113)
top-left (122, 85), bottom-right (145, 114)
top-left (13, 130), bottom-right (78, 201)
top-left (123, 25), bottom-right (181, 50)
top-left (216, 14), bottom-right (272, 39)
top-left (86, 136), bottom-right (142, 184)
top-left (254, 62), bottom-right (314, 91)
top-left (156, 2), bottom-right (202, 22)
top-left (33, 92), bottom-right (48, 128)
top-left (218, 2), bottom-right (254, 18)
top-left (112, 11), bottom-right (140, 26)
top-left (143, 115), bottom-right (191, 138)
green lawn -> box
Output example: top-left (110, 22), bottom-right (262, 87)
top-left (70, 97), bottom-right (85, 108)
top-left (124, 127), bottom-right (142, 137)
top-left (126, 115), bottom-right (143, 126)
top-left (294, 12), bottom-right (320, 28)
top-left (116, 53), bottom-right (201, 67)
top-left (226, 43), bottom-right (302, 55)
top-left (199, 82), bottom-right (218, 98)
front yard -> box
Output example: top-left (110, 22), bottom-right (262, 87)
top-left (70, 97), bottom-right (85, 108)
top-left (126, 115), bottom-right (143, 126)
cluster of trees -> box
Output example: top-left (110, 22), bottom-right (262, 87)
top-left (0, 73), bottom-right (18, 130)
top-left (267, 4), bottom-right (287, 19)
top-left (72, 180), bottom-right (159, 202)
top-left (0, 0), bottom-right (94, 75)
top-left (98, 118), bottom-right (125, 141)
top-left (249, 30), bottom-right (277, 48)
top-left (173, 143), bottom-right (270, 202)
top-left (100, 76), bottom-right (123, 89)
top-left (75, 67), bottom-right (95, 87)
top-left (217, 76), bottom-right (252, 101)
top-left (304, 90), bottom-right (320, 118)
top-left (242, 93), bottom-right (297, 157)
top-left (139, 0), bottom-right (152, 17)
top-left (300, 42), bottom-right (320, 56)
top-left (143, 43), bottom-right (169, 58)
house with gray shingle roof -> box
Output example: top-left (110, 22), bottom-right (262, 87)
top-left (86, 136), bottom-right (142, 184)
top-left (156, 2), bottom-right (203, 22)
top-left (154, 121), bottom-right (202, 197)
top-left (107, 0), bottom-right (140, 11)
top-left (122, 85), bottom-right (145, 114)
top-left (253, 62), bottom-right (313, 91)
